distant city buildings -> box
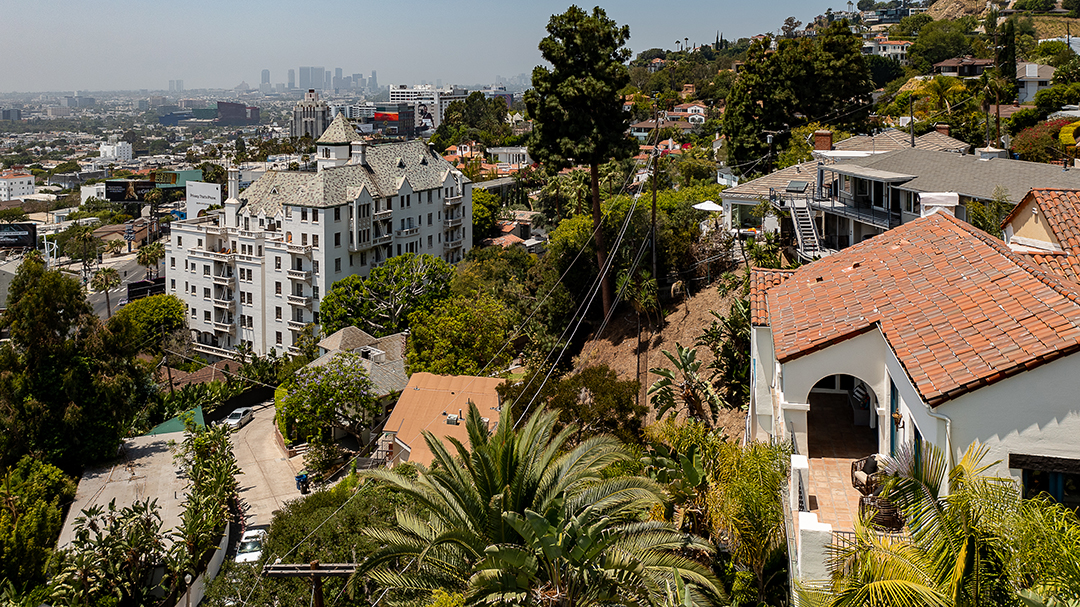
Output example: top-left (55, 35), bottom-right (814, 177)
top-left (168, 80), bottom-right (184, 93)
top-left (292, 90), bottom-right (330, 139)
top-left (1, 109), bottom-right (20, 121)
top-left (99, 139), bottom-right (133, 162)
top-left (0, 171), bottom-right (34, 201)
top-left (388, 84), bottom-right (468, 130)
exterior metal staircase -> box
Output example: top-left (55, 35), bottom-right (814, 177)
top-left (790, 198), bottom-right (822, 260)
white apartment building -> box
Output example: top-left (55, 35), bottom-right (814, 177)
top-left (98, 141), bottom-right (133, 162)
top-left (387, 84), bottom-right (469, 129)
top-left (167, 114), bottom-right (473, 360)
top-left (0, 171), bottom-right (34, 201)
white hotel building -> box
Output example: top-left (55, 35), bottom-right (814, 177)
top-left (167, 114), bottom-right (472, 359)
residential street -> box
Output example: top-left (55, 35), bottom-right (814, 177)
top-left (230, 401), bottom-right (304, 527)
top-left (82, 253), bottom-right (157, 319)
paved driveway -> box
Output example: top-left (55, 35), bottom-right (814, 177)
top-left (231, 402), bottom-right (303, 526)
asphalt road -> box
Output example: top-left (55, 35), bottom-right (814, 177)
top-left (231, 402), bottom-right (304, 527)
top-left (86, 256), bottom-right (158, 319)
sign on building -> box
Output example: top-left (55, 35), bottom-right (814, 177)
top-left (186, 181), bottom-right (222, 218)
top-left (105, 180), bottom-right (156, 202)
top-left (0, 223), bottom-right (37, 248)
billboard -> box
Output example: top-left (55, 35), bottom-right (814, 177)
top-left (186, 181), bottom-right (221, 218)
top-left (373, 111), bottom-right (399, 121)
top-left (0, 223), bottom-right (37, 248)
top-left (105, 180), bottom-right (157, 202)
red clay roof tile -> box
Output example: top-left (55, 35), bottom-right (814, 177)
top-left (759, 212), bottom-right (1080, 407)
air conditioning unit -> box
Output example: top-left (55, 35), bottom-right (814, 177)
top-left (446, 414), bottom-right (460, 425)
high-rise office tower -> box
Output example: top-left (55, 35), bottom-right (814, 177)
top-left (261, 69), bottom-right (270, 84)
top-left (312, 67), bottom-right (325, 90)
top-left (288, 69), bottom-right (296, 89)
top-left (169, 80), bottom-right (175, 92)
top-left (324, 72), bottom-right (331, 91)
top-left (352, 73), bottom-right (362, 89)
top-left (299, 67), bottom-right (311, 90)
top-left (176, 80), bottom-right (183, 92)
top-left (370, 70), bottom-right (378, 91)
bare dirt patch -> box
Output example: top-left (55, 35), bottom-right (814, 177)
top-left (574, 280), bottom-right (747, 439)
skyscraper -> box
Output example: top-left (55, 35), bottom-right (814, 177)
top-left (324, 72), bottom-right (332, 91)
top-left (370, 70), bottom-right (378, 91)
top-left (261, 69), bottom-right (270, 84)
top-left (299, 67), bottom-right (311, 90)
top-left (312, 67), bottom-right (325, 90)
top-left (169, 80), bottom-right (175, 92)
top-left (288, 69), bottom-right (296, 89)
top-left (176, 80), bottom-right (183, 92)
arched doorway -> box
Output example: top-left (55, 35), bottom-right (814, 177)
top-left (805, 374), bottom-right (880, 532)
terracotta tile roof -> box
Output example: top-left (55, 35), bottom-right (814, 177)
top-left (761, 212), bottom-right (1080, 407)
top-left (750, 268), bottom-right (796, 326)
top-left (1005, 189), bottom-right (1080, 253)
top-left (383, 373), bottom-right (502, 467)
top-left (1022, 253), bottom-right (1080, 283)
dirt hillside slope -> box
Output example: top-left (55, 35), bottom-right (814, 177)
top-left (575, 280), bottom-right (747, 439)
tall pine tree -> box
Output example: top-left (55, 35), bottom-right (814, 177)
top-left (525, 6), bottom-right (636, 317)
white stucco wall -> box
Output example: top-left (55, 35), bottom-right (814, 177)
top-left (939, 353), bottom-right (1080, 481)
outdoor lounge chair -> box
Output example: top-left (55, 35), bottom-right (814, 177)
top-left (851, 453), bottom-right (886, 495)
top-left (859, 495), bottom-right (904, 531)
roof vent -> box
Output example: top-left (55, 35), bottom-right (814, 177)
top-left (397, 157), bottom-right (405, 168)
top-left (815, 276), bottom-right (824, 282)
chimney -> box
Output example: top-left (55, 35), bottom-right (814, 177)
top-left (935, 123), bottom-right (951, 137)
top-left (813, 130), bottom-right (833, 151)
top-left (356, 139), bottom-right (368, 165)
top-left (227, 167), bottom-right (239, 201)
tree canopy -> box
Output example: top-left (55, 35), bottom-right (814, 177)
top-left (0, 254), bottom-right (149, 472)
top-left (405, 293), bottom-right (513, 376)
top-left (526, 5), bottom-right (637, 317)
top-left (279, 352), bottom-right (380, 445)
top-left (320, 253), bottom-right (454, 337)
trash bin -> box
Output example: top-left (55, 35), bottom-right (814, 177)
top-left (295, 472), bottom-right (310, 494)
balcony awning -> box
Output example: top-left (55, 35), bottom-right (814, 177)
top-left (825, 163), bottom-right (916, 183)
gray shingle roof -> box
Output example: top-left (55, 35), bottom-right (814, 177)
top-left (832, 128), bottom-right (969, 153)
top-left (722, 160), bottom-right (836, 202)
top-left (239, 140), bottom-right (461, 215)
top-left (316, 113), bottom-right (363, 145)
top-left (830, 148), bottom-right (1080, 203)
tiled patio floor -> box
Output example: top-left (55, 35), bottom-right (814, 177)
top-left (805, 392), bottom-right (878, 531)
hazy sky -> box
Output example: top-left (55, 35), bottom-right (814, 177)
top-left (2, 0), bottom-right (848, 93)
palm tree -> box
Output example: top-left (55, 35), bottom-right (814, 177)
top-left (919, 75), bottom-right (965, 115)
top-left (136, 241), bottom-right (165, 279)
top-left (105, 239), bottom-right (125, 257)
top-left (648, 344), bottom-right (723, 425)
top-left (824, 443), bottom-right (1018, 607)
top-left (352, 403), bottom-right (722, 606)
top-left (91, 267), bottom-right (121, 318)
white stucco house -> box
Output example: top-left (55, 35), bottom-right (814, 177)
top-left (750, 196), bottom-right (1080, 583)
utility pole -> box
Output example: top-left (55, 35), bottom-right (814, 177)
top-left (652, 100), bottom-right (661, 283)
top-left (263, 561), bottom-right (355, 607)
top-left (910, 95), bottom-right (915, 148)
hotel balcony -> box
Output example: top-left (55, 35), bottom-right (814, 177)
top-left (287, 269), bottom-right (312, 282)
top-left (287, 294), bottom-right (312, 308)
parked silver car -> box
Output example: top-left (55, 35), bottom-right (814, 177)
top-left (223, 407), bottom-right (254, 429)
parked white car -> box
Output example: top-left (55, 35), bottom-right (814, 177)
top-left (235, 527), bottom-right (267, 564)
top-left (223, 407), bottom-right (254, 429)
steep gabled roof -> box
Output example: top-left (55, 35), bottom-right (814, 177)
top-left (317, 113), bottom-right (363, 145)
top-left (239, 140), bottom-right (462, 214)
top-left (760, 212), bottom-right (1080, 407)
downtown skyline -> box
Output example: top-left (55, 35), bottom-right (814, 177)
top-left (3, 0), bottom-right (849, 93)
